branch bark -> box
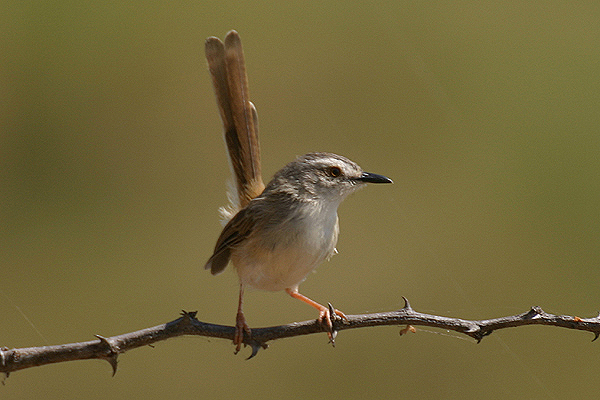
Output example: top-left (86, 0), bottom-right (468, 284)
top-left (2, 298), bottom-right (599, 377)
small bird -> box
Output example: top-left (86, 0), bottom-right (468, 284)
top-left (204, 31), bottom-right (392, 353)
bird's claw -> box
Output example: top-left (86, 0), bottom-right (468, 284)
top-left (234, 312), bottom-right (251, 354)
top-left (317, 303), bottom-right (347, 345)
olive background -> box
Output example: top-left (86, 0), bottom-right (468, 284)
top-left (2, 2), bottom-right (600, 399)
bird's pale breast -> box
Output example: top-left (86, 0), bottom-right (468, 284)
top-left (232, 201), bottom-right (340, 291)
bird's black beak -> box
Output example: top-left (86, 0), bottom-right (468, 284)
top-left (358, 172), bottom-right (393, 184)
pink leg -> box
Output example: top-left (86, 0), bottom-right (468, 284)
top-left (234, 283), bottom-right (251, 354)
top-left (285, 288), bottom-right (347, 339)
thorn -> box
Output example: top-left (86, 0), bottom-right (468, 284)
top-left (401, 296), bottom-right (412, 311)
top-left (525, 307), bottom-right (542, 319)
top-left (178, 310), bottom-right (198, 328)
top-left (329, 329), bottom-right (338, 347)
top-left (246, 341), bottom-right (268, 360)
top-left (481, 330), bottom-right (493, 342)
top-left (327, 303), bottom-right (338, 347)
top-left (472, 328), bottom-right (492, 343)
top-left (326, 302), bottom-right (345, 345)
top-left (95, 335), bottom-right (119, 376)
top-left (327, 303), bottom-right (335, 319)
top-left (180, 310), bottom-right (198, 319)
top-left (531, 306), bottom-right (543, 315)
top-left (247, 344), bottom-right (260, 360)
top-left (95, 334), bottom-right (112, 347)
top-left (107, 356), bottom-right (118, 376)
top-left (593, 332), bottom-right (599, 342)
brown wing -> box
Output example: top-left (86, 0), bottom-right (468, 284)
top-left (204, 207), bottom-right (256, 275)
top-left (205, 30), bottom-right (264, 210)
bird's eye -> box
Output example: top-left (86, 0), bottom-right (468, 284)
top-left (328, 166), bottom-right (342, 177)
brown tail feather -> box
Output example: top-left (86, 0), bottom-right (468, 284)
top-left (205, 30), bottom-right (264, 211)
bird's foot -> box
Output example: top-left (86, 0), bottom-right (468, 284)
top-left (317, 304), bottom-right (348, 343)
top-left (234, 311), bottom-right (251, 354)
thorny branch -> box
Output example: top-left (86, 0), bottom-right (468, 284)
top-left (1, 297), bottom-right (599, 378)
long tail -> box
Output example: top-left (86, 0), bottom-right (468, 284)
top-left (205, 30), bottom-right (265, 216)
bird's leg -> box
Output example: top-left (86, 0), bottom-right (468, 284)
top-left (285, 288), bottom-right (347, 339)
top-left (234, 283), bottom-right (251, 354)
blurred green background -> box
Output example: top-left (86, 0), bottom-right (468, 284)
top-left (2, 1), bottom-right (600, 399)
